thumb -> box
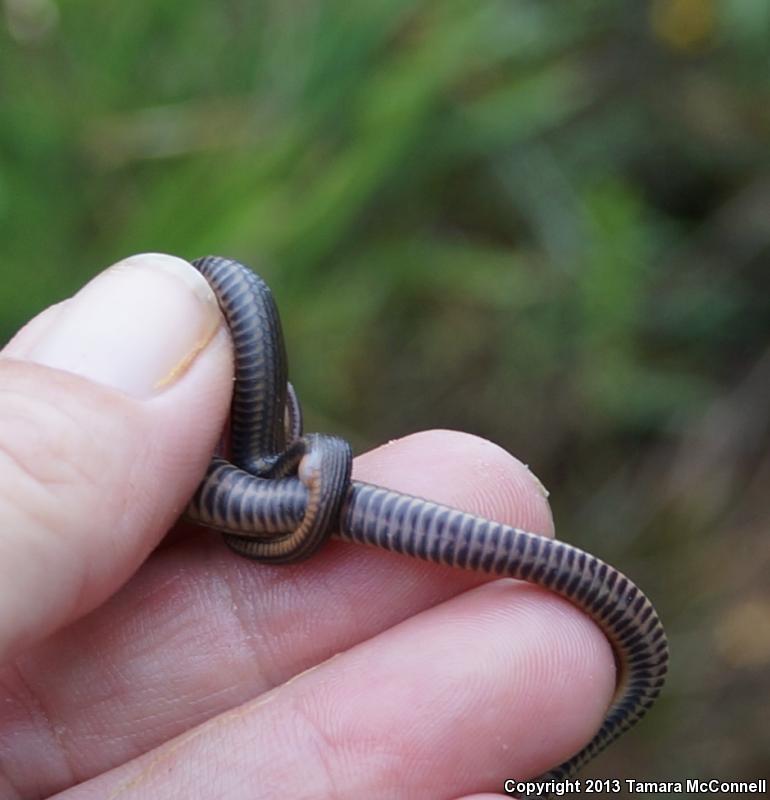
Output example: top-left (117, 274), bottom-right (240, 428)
top-left (0, 253), bottom-right (232, 663)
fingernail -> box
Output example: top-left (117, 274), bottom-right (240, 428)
top-left (26, 253), bottom-right (222, 398)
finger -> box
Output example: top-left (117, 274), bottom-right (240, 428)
top-left (353, 428), bottom-right (554, 536)
top-left (0, 254), bottom-right (232, 663)
top-left (2, 431), bottom-right (554, 796)
top-left (457, 796), bottom-right (506, 799)
top-left (57, 580), bottom-right (614, 799)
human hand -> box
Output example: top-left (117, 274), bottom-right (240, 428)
top-left (0, 254), bottom-right (614, 799)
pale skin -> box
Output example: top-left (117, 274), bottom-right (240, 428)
top-left (0, 254), bottom-right (614, 800)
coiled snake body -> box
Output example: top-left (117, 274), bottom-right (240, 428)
top-left (185, 256), bottom-right (668, 797)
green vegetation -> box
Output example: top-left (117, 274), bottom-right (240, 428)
top-left (2, 0), bottom-right (769, 783)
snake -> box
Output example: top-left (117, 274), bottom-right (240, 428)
top-left (185, 255), bottom-right (668, 797)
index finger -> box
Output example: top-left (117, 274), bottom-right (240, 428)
top-left (1, 431), bottom-right (564, 797)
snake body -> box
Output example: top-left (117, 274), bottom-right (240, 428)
top-left (185, 256), bottom-right (668, 796)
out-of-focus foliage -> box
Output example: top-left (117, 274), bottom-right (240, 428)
top-left (2, 0), bottom-right (769, 786)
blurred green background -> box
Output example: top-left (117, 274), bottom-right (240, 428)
top-left (2, 0), bottom-right (769, 793)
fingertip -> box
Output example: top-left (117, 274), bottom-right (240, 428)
top-left (353, 429), bottom-right (554, 537)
